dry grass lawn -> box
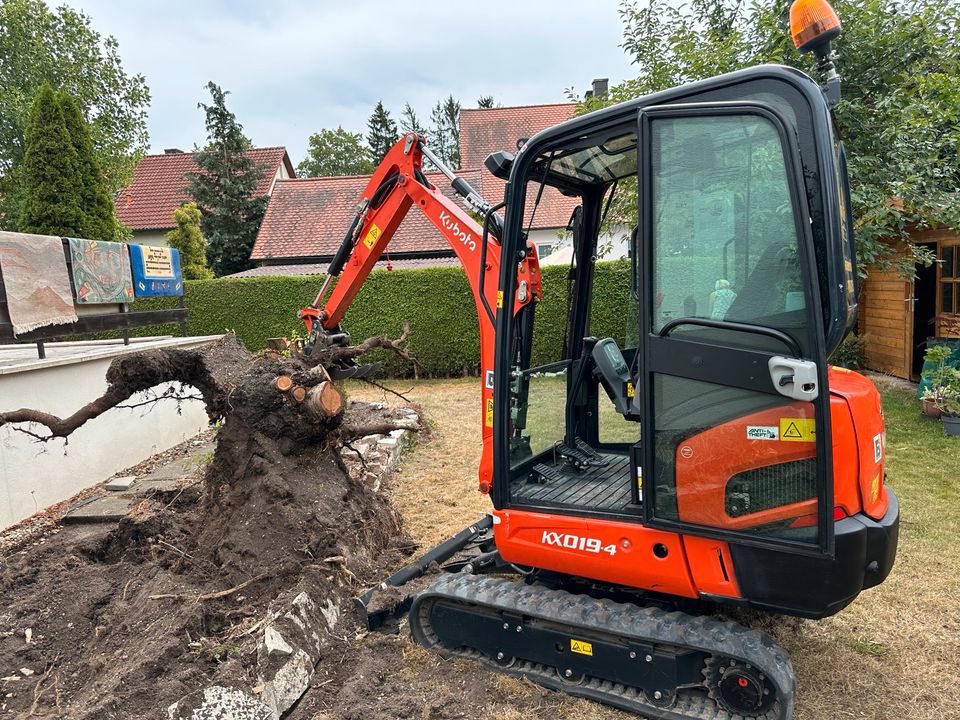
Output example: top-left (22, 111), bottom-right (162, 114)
top-left (348, 377), bottom-right (960, 720)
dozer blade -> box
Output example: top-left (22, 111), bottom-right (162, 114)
top-left (355, 516), bottom-right (496, 630)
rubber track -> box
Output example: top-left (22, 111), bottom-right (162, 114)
top-left (410, 574), bottom-right (794, 720)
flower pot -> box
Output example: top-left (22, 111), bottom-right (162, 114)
top-left (942, 415), bottom-right (960, 437)
top-left (922, 399), bottom-right (942, 419)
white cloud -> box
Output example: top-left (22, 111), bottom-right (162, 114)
top-left (68, 0), bottom-right (639, 165)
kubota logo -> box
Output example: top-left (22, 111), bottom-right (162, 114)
top-left (541, 531), bottom-right (617, 556)
top-left (438, 211), bottom-right (477, 252)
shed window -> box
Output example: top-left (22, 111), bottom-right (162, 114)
top-left (940, 244), bottom-right (959, 318)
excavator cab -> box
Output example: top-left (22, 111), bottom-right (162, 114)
top-left (490, 64), bottom-right (897, 621)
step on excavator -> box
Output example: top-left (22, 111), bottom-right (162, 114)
top-left (299, 3), bottom-right (899, 717)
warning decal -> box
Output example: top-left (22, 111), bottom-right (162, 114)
top-left (746, 425), bottom-right (778, 441)
top-left (780, 418), bottom-right (816, 443)
top-left (570, 639), bottom-right (593, 656)
top-left (362, 224), bottom-right (382, 249)
top-left (485, 398), bottom-right (494, 427)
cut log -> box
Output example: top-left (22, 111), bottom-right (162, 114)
top-left (274, 375), bottom-right (294, 393)
top-left (303, 381), bottom-right (343, 420)
top-left (290, 386), bottom-right (307, 403)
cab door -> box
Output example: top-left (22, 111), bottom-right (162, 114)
top-left (637, 102), bottom-right (834, 556)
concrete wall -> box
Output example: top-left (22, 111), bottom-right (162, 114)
top-left (0, 336), bottom-right (220, 528)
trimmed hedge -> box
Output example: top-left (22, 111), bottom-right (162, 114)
top-left (130, 262), bottom-right (637, 376)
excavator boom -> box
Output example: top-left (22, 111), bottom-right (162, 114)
top-left (300, 133), bottom-right (542, 492)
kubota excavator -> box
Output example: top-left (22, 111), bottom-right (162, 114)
top-left (298, 3), bottom-right (899, 717)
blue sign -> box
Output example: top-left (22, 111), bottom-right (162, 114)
top-left (128, 244), bottom-right (184, 297)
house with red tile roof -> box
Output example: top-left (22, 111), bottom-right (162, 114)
top-left (115, 147), bottom-right (295, 246)
top-left (241, 82), bottom-right (627, 277)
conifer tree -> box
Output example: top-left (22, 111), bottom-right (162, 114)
top-left (185, 82), bottom-right (267, 277)
top-left (58, 91), bottom-right (118, 240)
top-left (19, 82), bottom-right (83, 237)
top-left (429, 95), bottom-right (461, 168)
top-left (366, 101), bottom-right (398, 163)
top-left (400, 103), bottom-right (425, 136)
top-left (166, 202), bottom-right (212, 279)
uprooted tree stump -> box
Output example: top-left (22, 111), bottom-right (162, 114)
top-left (0, 332), bottom-right (423, 719)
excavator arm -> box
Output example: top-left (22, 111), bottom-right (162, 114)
top-left (299, 133), bottom-right (542, 493)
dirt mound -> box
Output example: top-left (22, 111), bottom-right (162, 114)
top-left (0, 336), bottom-right (415, 718)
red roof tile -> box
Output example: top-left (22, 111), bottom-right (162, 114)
top-left (250, 170), bottom-right (483, 261)
top-left (461, 103), bottom-right (579, 230)
top-left (116, 147), bottom-right (294, 231)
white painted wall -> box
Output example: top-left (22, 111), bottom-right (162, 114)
top-left (532, 224), bottom-right (630, 266)
top-left (132, 229), bottom-right (170, 247)
top-left (0, 336), bottom-right (220, 529)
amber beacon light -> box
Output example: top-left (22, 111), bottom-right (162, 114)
top-left (790, 0), bottom-right (842, 55)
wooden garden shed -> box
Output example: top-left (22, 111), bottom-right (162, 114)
top-left (859, 227), bottom-right (960, 380)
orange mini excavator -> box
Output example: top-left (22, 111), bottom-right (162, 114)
top-left (298, 3), bottom-right (898, 718)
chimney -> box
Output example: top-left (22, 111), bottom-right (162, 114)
top-left (584, 89), bottom-right (594, 100)
top-left (164, 148), bottom-right (184, 154)
top-left (591, 78), bottom-right (609, 99)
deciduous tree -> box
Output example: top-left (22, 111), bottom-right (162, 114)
top-left (593, 0), bottom-right (960, 276)
top-left (185, 82), bottom-right (267, 277)
top-left (297, 127), bottom-right (374, 177)
top-left (166, 202), bottom-right (213, 280)
top-left (19, 83), bottom-right (83, 237)
top-left (0, 0), bottom-right (149, 230)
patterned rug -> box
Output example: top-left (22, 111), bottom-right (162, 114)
top-left (68, 238), bottom-right (134, 304)
top-left (0, 232), bottom-right (78, 335)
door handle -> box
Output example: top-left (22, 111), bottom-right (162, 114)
top-left (768, 356), bottom-right (819, 401)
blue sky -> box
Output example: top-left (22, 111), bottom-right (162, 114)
top-left (68, 0), bottom-right (640, 166)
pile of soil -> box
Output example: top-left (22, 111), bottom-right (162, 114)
top-left (0, 335), bottom-right (564, 720)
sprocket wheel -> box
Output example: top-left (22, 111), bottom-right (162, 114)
top-left (703, 656), bottom-right (778, 718)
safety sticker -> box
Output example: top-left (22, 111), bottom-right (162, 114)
top-left (873, 433), bottom-right (883, 463)
top-left (871, 473), bottom-right (881, 502)
top-left (746, 425), bottom-right (778, 441)
top-left (496, 290), bottom-right (504, 309)
top-left (485, 370), bottom-right (494, 389)
top-left (485, 398), bottom-right (494, 427)
top-left (626, 382), bottom-right (635, 398)
top-left (780, 418), bottom-right (816, 443)
top-left (362, 223), bottom-right (382, 249)
top-left (570, 639), bottom-right (593, 656)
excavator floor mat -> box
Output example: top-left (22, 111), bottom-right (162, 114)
top-left (514, 454), bottom-right (631, 512)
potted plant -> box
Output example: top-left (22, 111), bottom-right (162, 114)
top-left (937, 388), bottom-right (960, 436)
top-left (920, 344), bottom-right (955, 418)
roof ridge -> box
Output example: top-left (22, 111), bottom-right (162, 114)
top-left (138, 145), bottom-right (288, 159)
top-left (276, 167), bottom-right (483, 184)
top-left (461, 102), bottom-right (576, 113)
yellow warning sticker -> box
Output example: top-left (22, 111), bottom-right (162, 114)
top-left (780, 418), bottom-right (816, 443)
top-left (570, 639), bottom-right (593, 656)
top-left (496, 290), bottom-right (504, 309)
top-left (485, 398), bottom-right (494, 427)
top-left (626, 382), bottom-right (635, 398)
top-left (362, 223), bottom-right (382, 249)
top-left (871, 473), bottom-right (880, 503)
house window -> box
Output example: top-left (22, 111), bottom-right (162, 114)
top-left (940, 243), bottom-right (959, 316)
top-left (537, 243), bottom-right (554, 259)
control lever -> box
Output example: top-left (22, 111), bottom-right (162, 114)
top-left (591, 338), bottom-right (634, 415)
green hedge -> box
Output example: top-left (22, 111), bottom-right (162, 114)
top-left (128, 261), bottom-right (637, 376)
